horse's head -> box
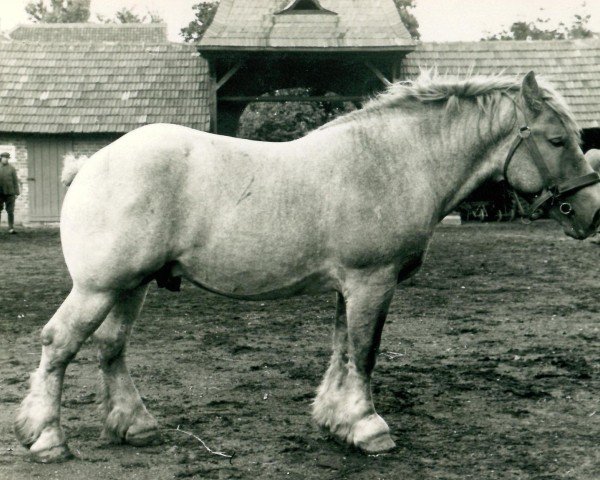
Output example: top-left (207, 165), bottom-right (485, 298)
top-left (503, 71), bottom-right (600, 239)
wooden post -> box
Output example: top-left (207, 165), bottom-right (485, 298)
top-left (209, 62), bottom-right (218, 134)
top-left (392, 58), bottom-right (403, 83)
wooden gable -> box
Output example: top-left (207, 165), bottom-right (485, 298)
top-left (198, 0), bottom-right (415, 51)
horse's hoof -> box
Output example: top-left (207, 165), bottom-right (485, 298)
top-left (26, 426), bottom-right (73, 463)
top-left (124, 410), bottom-right (160, 446)
top-left (352, 413), bottom-right (395, 454)
top-left (30, 443), bottom-right (74, 463)
top-left (125, 426), bottom-right (161, 447)
top-left (103, 406), bottom-right (160, 446)
top-left (356, 432), bottom-right (396, 454)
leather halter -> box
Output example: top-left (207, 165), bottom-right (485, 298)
top-left (503, 124), bottom-right (600, 219)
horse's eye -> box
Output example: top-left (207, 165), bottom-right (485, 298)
top-left (548, 138), bottom-right (565, 147)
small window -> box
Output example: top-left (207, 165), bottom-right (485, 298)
top-left (290, 0), bottom-right (320, 10)
top-left (276, 0), bottom-right (336, 14)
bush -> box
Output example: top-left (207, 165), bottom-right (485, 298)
top-left (237, 88), bottom-right (356, 142)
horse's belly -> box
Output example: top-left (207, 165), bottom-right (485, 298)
top-left (186, 269), bottom-right (334, 300)
top-left (176, 248), bottom-right (335, 300)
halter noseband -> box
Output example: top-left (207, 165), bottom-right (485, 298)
top-left (503, 124), bottom-right (600, 220)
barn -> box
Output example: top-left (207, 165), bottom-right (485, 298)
top-left (0, 23), bottom-right (210, 224)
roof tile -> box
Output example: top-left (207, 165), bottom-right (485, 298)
top-left (0, 26), bottom-right (210, 134)
top-left (199, 0), bottom-right (415, 50)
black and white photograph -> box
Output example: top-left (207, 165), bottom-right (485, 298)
top-left (0, 0), bottom-right (599, 478)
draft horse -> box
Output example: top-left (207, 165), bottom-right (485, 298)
top-left (15, 71), bottom-right (600, 462)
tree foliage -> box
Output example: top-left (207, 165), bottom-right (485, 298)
top-left (180, 2), bottom-right (219, 43)
top-left (393, 0), bottom-right (420, 40)
top-left (26, 0), bottom-right (90, 23)
top-left (483, 13), bottom-right (595, 41)
top-left (237, 89), bottom-right (356, 142)
top-left (181, 0), bottom-right (420, 42)
top-left (97, 7), bottom-right (164, 24)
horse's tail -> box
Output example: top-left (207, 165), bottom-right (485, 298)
top-left (61, 154), bottom-right (89, 186)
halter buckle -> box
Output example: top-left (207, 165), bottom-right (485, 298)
top-left (559, 202), bottom-right (573, 216)
top-left (518, 126), bottom-right (531, 139)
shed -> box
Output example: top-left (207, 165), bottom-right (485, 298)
top-left (197, 0), bottom-right (416, 135)
top-left (0, 23), bottom-right (210, 224)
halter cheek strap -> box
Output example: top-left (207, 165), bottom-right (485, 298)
top-left (503, 125), bottom-right (600, 219)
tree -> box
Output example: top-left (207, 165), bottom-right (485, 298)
top-left (483, 13), bottom-right (595, 41)
top-left (567, 13), bottom-right (596, 39)
top-left (180, 2), bottom-right (219, 43)
top-left (393, 0), bottom-right (420, 40)
top-left (26, 0), bottom-right (90, 23)
top-left (97, 7), bottom-right (164, 24)
top-left (237, 89), bottom-right (356, 142)
top-left (181, 0), bottom-right (420, 43)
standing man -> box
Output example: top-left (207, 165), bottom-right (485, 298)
top-left (0, 152), bottom-right (20, 233)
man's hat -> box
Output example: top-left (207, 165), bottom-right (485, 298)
top-left (0, 152), bottom-right (10, 158)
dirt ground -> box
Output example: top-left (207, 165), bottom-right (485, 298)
top-left (0, 221), bottom-right (598, 480)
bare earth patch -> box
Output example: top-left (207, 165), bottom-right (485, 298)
top-left (0, 222), bottom-right (598, 479)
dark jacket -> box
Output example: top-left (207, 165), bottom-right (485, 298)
top-left (0, 163), bottom-right (19, 195)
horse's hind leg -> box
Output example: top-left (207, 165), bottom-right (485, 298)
top-left (93, 285), bottom-right (159, 446)
top-left (313, 271), bottom-right (396, 453)
top-left (15, 287), bottom-right (116, 462)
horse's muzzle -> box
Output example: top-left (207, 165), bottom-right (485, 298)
top-left (569, 206), bottom-right (600, 240)
top-left (552, 204), bottom-right (600, 240)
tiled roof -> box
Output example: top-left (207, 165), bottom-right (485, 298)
top-left (403, 40), bottom-right (600, 129)
top-left (198, 0), bottom-right (415, 50)
top-left (10, 23), bottom-right (168, 43)
top-left (0, 25), bottom-right (210, 134)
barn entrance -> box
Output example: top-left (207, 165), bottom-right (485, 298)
top-left (26, 135), bottom-right (72, 222)
top-left (205, 53), bottom-right (402, 137)
top-left (197, 0), bottom-right (415, 137)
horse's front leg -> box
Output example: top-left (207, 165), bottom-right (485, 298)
top-left (313, 269), bottom-right (396, 453)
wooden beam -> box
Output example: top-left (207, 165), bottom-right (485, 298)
top-left (209, 64), bottom-right (218, 133)
top-left (219, 95), bottom-right (365, 103)
top-left (365, 61), bottom-right (391, 87)
top-left (392, 59), bottom-right (402, 83)
top-left (216, 61), bottom-right (244, 91)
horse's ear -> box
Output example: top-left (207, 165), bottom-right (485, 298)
top-left (521, 71), bottom-right (544, 117)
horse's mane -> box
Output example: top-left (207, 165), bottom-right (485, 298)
top-left (320, 70), bottom-right (580, 140)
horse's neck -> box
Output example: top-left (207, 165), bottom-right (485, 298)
top-left (375, 103), bottom-right (513, 220)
